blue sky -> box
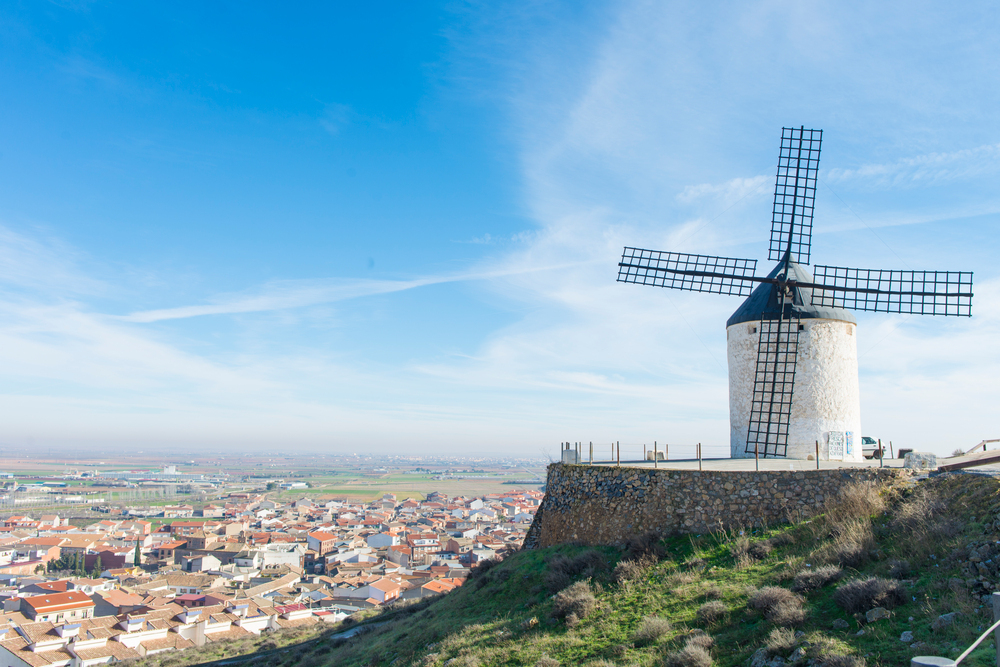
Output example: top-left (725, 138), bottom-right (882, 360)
top-left (1, 1), bottom-right (997, 457)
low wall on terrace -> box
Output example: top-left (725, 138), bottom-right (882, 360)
top-left (523, 463), bottom-right (911, 549)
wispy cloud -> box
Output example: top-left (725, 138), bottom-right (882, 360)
top-left (120, 261), bottom-right (588, 323)
top-left (826, 142), bottom-right (1000, 189)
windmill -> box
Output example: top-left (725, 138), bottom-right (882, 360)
top-left (617, 127), bottom-right (974, 461)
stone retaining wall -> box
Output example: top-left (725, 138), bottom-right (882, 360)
top-left (524, 464), bottom-right (911, 549)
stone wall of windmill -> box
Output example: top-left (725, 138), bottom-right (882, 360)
top-left (522, 463), bottom-right (909, 548)
top-left (727, 317), bottom-right (863, 461)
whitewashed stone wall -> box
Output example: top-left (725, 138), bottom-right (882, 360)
top-left (727, 318), bottom-right (863, 461)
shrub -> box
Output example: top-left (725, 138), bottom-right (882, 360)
top-left (825, 482), bottom-right (887, 525)
top-left (663, 644), bottom-right (712, 667)
top-left (770, 532), bottom-right (796, 547)
top-left (747, 540), bottom-right (774, 560)
top-left (702, 584), bottom-right (722, 599)
top-left (765, 627), bottom-right (797, 653)
top-left (816, 520), bottom-right (875, 568)
top-left (552, 581), bottom-right (597, 623)
top-left (545, 570), bottom-right (572, 594)
top-left (535, 657), bottom-right (560, 667)
top-left (443, 655), bottom-right (481, 667)
top-left (696, 601), bottom-right (726, 624)
top-left (546, 550), bottom-right (607, 592)
top-left (833, 577), bottom-right (907, 614)
top-left (623, 532), bottom-right (668, 561)
top-left (686, 632), bottom-right (713, 649)
top-left (613, 556), bottom-right (654, 584)
top-left (792, 565), bottom-right (843, 592)
top-left (749, 586), bottom-right (806, 626)
top-left (816, 656), bottom-right (867, 667)
top-left (633, 615), bottom-right (671, 645)
top-left (467, 558), bottom-right (498, 581)
top-left (888, 559), bottom-right (910, 579)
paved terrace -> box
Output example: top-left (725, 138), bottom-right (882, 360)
top-left (585, 457), bottom-right (907, 471)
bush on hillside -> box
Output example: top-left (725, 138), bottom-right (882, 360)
top-left (888, 559), bottom-right (910, 579)
top-left (552, 581), bottom-right (597, 624)
top-left (633, 615), bottom-right (671, 645)
top-left (765, 627), bottom-right (797, 653)
top-left (696, 601), bottom-right (726, 625)
top-left (534, 657), bottom-right (560, 667)
top-left (613, 556), bottom-right (654, 584)
top-left (833, 577), bottom-right (907, 614)
top-left (546, 550), bottom-right (607, 593)
top-left (825, 482), bottom-right (887, 526)
top-left (748, 586), bottom-right (806, 626)
top-left (816, 656), bottom-right (867, 667)
top-left (791, 565), bottom-right (843, 592)
top-left (702, 584), bottom-right (722, 599)
top-left (663, 636), bottom-right (713, 667)
top-left (623, 532), bottom-right (668, 561)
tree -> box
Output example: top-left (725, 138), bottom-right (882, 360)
top-left (134, 542), bottom-right (142, 568)
top-left (266, 482), bottom-right (277, 491)
top-left (91, 555), bottom-right (103, 579)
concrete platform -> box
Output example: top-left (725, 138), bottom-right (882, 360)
top-left (587, 457), bottom-right (906, 471)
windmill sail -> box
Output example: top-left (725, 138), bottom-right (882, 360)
top-left (769, 127), bottom-right (822, 266)
top-left (809, 266), bottom-right (973, 316)
top-left (617, 248), bottom-right (758, 296)
top-left (746, 313), bottom-right (800, 458)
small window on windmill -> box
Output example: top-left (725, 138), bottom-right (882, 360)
top-left (748, 324), bottom-right (757, 334)
top-left (846, 324), bottom-right (853, 335)
top-left (798, 324), bottom-right (805, 331)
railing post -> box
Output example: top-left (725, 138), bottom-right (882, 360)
top-left (815, 440), bottom-right (820, 470)
top-left (698, 443), bottom-right (702, 471)
top-left (644, 443), bottom-right (647, 461)
top-left (993, 591), bottom-right (1000, 666)
top-left (665, 443), bottom-right (668, 460)
top-left (654, 441), bottom-right (658, 469)
top-left (589, 442), bottom-right (593, 464)
top-left (616, 441), bottom-right (620, 467)
top-left (879, 439), bottom-right (884, 468)
top-left (755, 441), bottom-right (759, 471)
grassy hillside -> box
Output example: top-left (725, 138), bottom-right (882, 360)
top-left (166, 473), bottom-right (1000, 667)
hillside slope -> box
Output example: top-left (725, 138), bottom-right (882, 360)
top-left (158, 473), bottom-right (1000, 667)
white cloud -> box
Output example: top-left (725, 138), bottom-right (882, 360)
top-left (826, 142), bottom-right (1000, 189)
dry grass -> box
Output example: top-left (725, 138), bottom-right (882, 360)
top-left (887, 559), bottom-right (910, 579)
top-left (833, 577), bottom-right (907, 614)
top-left (622, 531), bottom-right (669, 561)
top-left (632, 615), bottom-right (671, 645)
top-left (612, 556), bottom-right (654, 584)
top-left (748, 586), bottom-right (806, 626)
top-left (791, 565), bottom-right (843, 593)
top-left (696, 601), bottom-right (727, 625)
top-left (890, 486), bottom-right (964, 562)
top-left (546, 551), bottom-right (608, 593)
top-left (534, 657), bottom-right (560, 667)
top-left (663, 637), bottom-right (713, 667)
top-left (765, 627), bottom-right (797, 653)
top-left (814, 520), bottom-right (875, 568)
top-left (824, 482), bottom-right (888, 526)
top-left (815, 656), bottom-right (867, 667)
top-left (552, 580), bottom-right (598, 624)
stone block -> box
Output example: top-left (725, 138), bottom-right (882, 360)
top-left (904, 452), bottom-right (938, 470)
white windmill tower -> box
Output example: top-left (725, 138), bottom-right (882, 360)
top-left (617, 127), bottom-right (974, 461)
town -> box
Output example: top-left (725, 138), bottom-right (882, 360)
top-left (0, 478), bottom-right (543, 665)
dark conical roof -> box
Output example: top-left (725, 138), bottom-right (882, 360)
top-left (726, 259), bottom-right (856, 327)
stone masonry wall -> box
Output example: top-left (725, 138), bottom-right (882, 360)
top-left (524, 464), bottom-right (911, 549)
